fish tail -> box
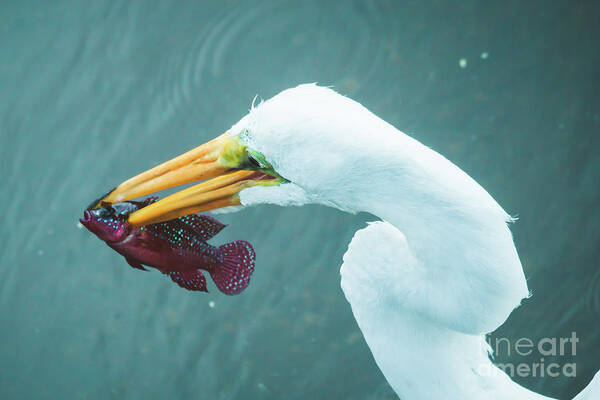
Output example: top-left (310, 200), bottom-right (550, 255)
top-left (209, 240), bottom-right (256, 295)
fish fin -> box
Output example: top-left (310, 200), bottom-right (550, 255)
top-left (144, 220), bottom-right (200, 250)
top-left (209, 241), bottom-right (255, 295)
top-left (178, 214), bottom-right (226, 241)
top-left (168, 270), bottom-right (208, 292)
top-left (144, 216), bottom-right (224, 249)
top-left (125, 257), bottom-right (148, 271)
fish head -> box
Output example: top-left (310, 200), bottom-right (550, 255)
top-left (80, 203), bottom-right (137, 242)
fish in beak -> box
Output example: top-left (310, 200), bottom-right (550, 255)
top-left (89, 133), bottom-right (281, 226)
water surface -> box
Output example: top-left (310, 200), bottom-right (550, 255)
top-left (1, 0), bottom-right (599, 398)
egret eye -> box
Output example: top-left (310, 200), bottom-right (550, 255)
top-left (246, 149), bottom-right (273, 171)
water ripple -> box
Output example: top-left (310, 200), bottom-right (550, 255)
top-left (585, 264), bottom-right (600, 316)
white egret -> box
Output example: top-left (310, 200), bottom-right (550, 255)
top-left (96, 84), bottom-right (599, 399)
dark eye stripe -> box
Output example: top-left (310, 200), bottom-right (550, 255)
top-left (248, 155), bottom-right (261, 169)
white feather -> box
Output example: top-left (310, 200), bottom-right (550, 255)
top-left (225, 84), bottom-right (597, 399)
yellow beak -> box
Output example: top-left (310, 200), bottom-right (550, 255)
top-left (92, 133), bottom-right (277, 226)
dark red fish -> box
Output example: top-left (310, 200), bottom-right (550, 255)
top-left (80, 197), bottom-right (255, 294)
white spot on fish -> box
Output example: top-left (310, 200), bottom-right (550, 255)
top-left (459, 58), bottom-right (467, 68)
top-left (208, 300), bottom-right (215, 309)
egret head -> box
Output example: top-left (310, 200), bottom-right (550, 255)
top-left (94, 84), bottom-right (385, 225)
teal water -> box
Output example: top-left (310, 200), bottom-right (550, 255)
top-left (1, 1), bottom-right (599, 399)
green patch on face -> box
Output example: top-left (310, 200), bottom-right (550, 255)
top-left (245, 148), bottom-right (289, 182)
top-left (219, 134), bottom-right (249, 168)
top-left (220, 133), bottom-right (289, 183)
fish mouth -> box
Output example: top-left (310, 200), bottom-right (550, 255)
top-left (79, 210), bottom-right (98, 236)
top-left (79, 210), bottom-right (93, 228)
top-left (81, 210), bottom-right (92, 224)
top-left (89, 132), bottom-right (282, 226)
